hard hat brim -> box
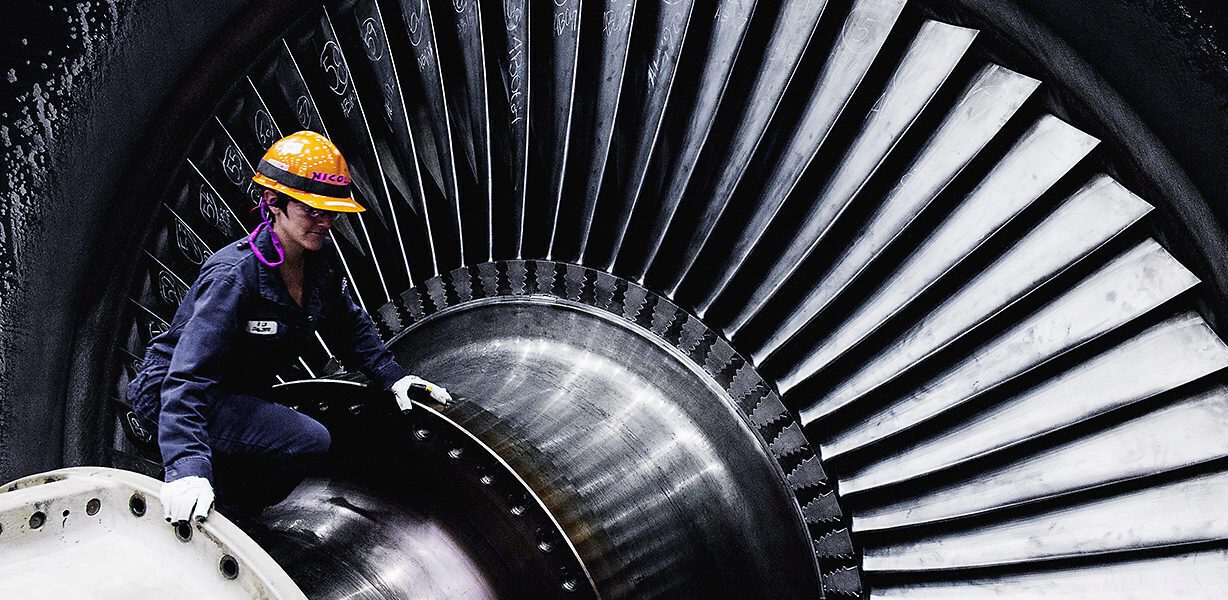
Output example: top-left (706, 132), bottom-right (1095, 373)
top-left (253, 172), bottom-right (366, 213)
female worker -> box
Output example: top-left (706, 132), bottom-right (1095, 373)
top-left (127, 131), bottom-right (448, 525)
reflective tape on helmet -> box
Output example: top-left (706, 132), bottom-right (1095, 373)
top-left (256, 159), bottom-right (350, 198)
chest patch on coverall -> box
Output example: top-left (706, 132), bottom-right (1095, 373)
top-left (246, 320), bottom-right (279, 335)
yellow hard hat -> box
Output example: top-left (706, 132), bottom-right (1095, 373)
top-left (252, 131), bottom-right (366, 212)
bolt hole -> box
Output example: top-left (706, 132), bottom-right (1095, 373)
top-left (537, 528), bottom-right (558, 552)
top-left (447, 447), bottom-right (464, 459)
top-left (129, 493), bottom-right (146, 517)
top-left (174, 521), bottom-right (193, 542)
top-left (219, 555), bottom-right (240, 580)
top-left (413, 428), bottom-right (432, 441)
top-left (85, 498), bottom-right (100, 516)
top-left (29, 511), bottom-right (45, 529)
top-left (510, 505), bottom-right (526, 516)
top-left (561, 578), bottom-right (579, 592)
top-left (479, 474), bottom-right (495, 486)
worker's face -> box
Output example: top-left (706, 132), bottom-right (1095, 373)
top-left (270, 193), bottom-right (337, 252)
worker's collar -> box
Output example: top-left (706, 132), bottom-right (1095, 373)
top-left (251, 228), bottom-right (333, 315)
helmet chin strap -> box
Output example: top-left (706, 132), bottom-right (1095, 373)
top-left (249, 197), bottom-right (285, 267)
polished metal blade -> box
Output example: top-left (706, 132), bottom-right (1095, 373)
top-left (820, 238), bottom-right (1198, 458)
top-left (661, 0), bottom-right (831, 297)
top-left (843, 312), bottom-right (1228, 499)
top-left (733, 64), bottom-right (1039, 343)
top-left (795, 175), bottom-right (1153, 415)
top-left (757, 115), bottom-right (1098, 367)
top-left (725, 21), bottom-right (977, 332)
top-left (679, 0), bottom-right (907, 318)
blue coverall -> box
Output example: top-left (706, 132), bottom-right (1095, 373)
top-left (128, 229), bottom-right (406, 514)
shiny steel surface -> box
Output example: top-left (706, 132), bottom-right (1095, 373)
top-left (879, 549), bottom-right (1228, 596)
top-left (741, 64), bottom-right (1038, 349)
top-left (797, 175), bottom-right (1154, 415)
top-left (489, 0), bottom-right (530, 258)
top-left (662, 0), bottom-right (828, 296)
top-left (821, 238), bottom-right (1198, 457)
top-left (725, 21), bottom-right (978, 334)
top-left (555, 0), bottom-right (635, 262)
top-left (856, 382), bottom-right (1228, 531)
top-left (629, 0), bottom-right (756, 280)
top-left (689, 0), bottom-right (907, 321)
top-left (294, 13), bottom-right (404, 299)
top-left (322, 8), bottom-right (416, 291)
top-left (394, 0), bottom-right (465, 269)
top-left (598, 0), bottom-right (694, 270)
top-left (259, 478), bottom-right (503, 599)
top-left (535, 0), bottom-right (581, 260)
top-left (86, 1), bottom-right (1228, 597)
top-left (871, 549), bottom-right (1228, 597)
top-left (256, 378), bottom-right (599, 599)
top-left (864, 469), bottom-right (1228, 571)
top-left (758, 114), bottom-right (1100, 365)
top-left (348, 0), bottom-right (437, 280)
top-left (393, 298), bottom-right (821, 598)
top-left (437, 0), bottom-right (493, 263)
top-left (844, 312), bottom-right (1228, 500)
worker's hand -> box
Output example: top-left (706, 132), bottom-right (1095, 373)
top-left (391, 375), bottom-right (451, 411)
top-left (161, 476), bottom-right (215, 524)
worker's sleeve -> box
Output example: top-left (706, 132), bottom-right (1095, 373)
top-left (320, 276), bottom-right (407, 390)
top-left (158, 267), bottom-right (244, 484)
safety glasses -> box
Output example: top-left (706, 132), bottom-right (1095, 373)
top-left (292, 200), bottom-right (339, 221)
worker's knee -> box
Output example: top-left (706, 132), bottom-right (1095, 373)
top-left (269, 410), bottom-right (330, 461)
top-left (291, 417), bottom-right (331, 457)
top-left (207, 395), bottom-right (332, 462)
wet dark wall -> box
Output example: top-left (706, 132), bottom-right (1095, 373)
top-left (1024, 0), bottom-right (1228, 211)
top-left (1021, 0), bottom-right (1228, 331)
top-left (954, 0), bottom-right (1228, 333)
top-left (1, 0), bottom-right (1226, 484)
top-left (0, 0), bottom-right (257, 482)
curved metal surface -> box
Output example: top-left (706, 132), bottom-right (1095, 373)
top-left (844, 312), bottom-right (1228, 501)
top-left (394, 297), bottom-right (821, 598)
top-left (89, 3), bottom-right (1228, 596)
top-left (258, 379), bottom-right (596, 599)
top-left (6, 0), bottom-right (1228, 598)
top-left (0, 467), bottom-right (305, 600)
top-left (259, 479), bottom-right (503, 600)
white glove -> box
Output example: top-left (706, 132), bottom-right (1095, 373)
top-left (391, 375), bottom-right (451, 411)
top-left (161, 476), bottom-right (215, 523)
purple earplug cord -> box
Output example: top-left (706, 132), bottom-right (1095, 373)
top-left (249, 197), bottom-right (285, 267)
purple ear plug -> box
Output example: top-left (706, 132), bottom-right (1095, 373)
top-left (249, 197), bottom-right (284, 267)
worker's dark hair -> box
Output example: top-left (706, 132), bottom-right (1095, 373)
top-left (268, 188), bottom-right (294, 210)
top-left (256, 186), bottom-right (293, 220)
top-left (250, 185), bottom-right (293, 224)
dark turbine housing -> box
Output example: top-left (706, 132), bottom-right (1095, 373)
top-left (3, 0), bottom-right (1228, 597)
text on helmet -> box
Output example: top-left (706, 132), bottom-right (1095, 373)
top-left (311, 172), bottom-right (349, 185)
